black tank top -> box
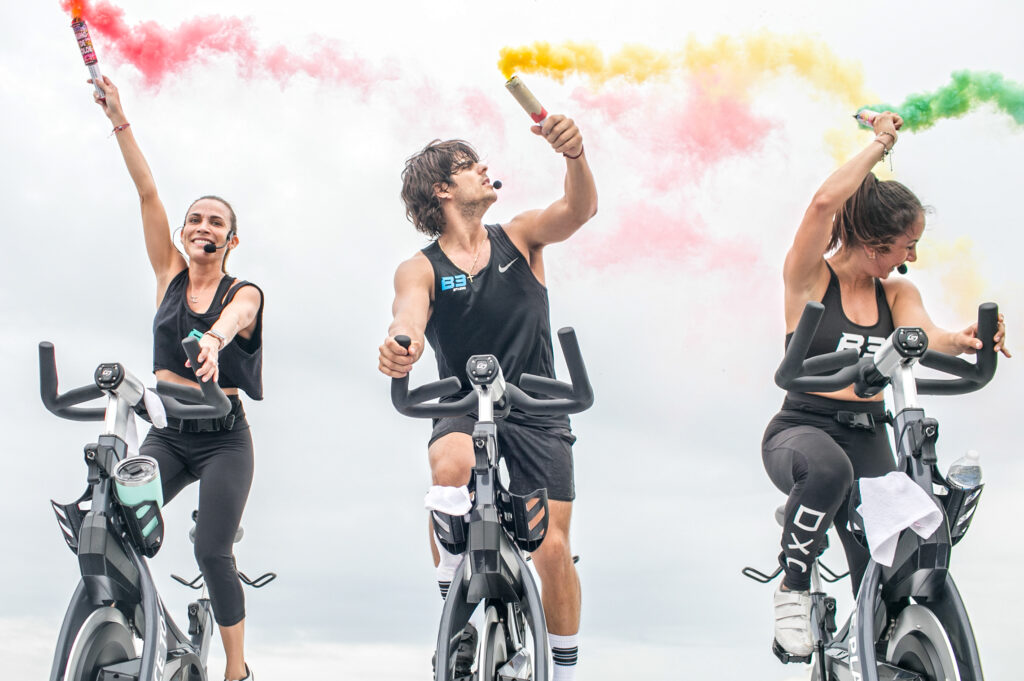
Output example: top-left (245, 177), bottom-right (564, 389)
top-left (423, 224), bottom-right (564, 425)
top-left (785, 262), bottom-right (895, 360)
top-left (153, 268), bottom-right (264, 400)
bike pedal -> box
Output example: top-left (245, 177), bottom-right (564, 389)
top-left (498, 649), bottom-right (533, 680)
top-left (772, 638), bottom-right (811, 665)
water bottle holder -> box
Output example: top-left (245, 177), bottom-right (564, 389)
top-left (51, 488), bottom-right (91, 554)
top-left (431, 510), bottom-right (468, 555)
top-left (497, 487), bottom-right (549, 553)
top-left (118, 499), bottom-right (165, 558)
top-left (935, 473), bottom-right (983, 546)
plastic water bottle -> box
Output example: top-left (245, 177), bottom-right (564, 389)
top-left (946, 450), bottom-right (983, 489)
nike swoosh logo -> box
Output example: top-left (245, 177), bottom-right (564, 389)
top-left (498, 258), bottom-right (518, 273)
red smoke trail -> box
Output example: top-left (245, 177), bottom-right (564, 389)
top-left (571, 84), bottom-right (770, 267)
top-left (60, 0), bottom-right (391, 90)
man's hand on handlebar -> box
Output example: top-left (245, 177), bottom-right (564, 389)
top-left (378, 335), bottom-right (423, 378)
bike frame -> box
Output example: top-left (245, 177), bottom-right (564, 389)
top-left (391, 327), bottom-right (593, 681)
top-left (48, 378), bottom-right (214, 681)
top-left (764, 304), bottom-right (998, 681)
top-left (844, 351), bottom-right (984, 681)
top-left (433, 380), bottom-right (549, 681)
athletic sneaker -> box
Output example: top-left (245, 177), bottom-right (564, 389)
top-left (773, 585), bottom-right (813, 657)
top-left (432, 623), bottom-right (478, 680)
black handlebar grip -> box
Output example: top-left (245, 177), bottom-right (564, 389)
top-left (775, 303), bottom-right (825, 388)
top-left (38, 342), bottom-right (105, 421)
top-left (555, 327), bottom-right (595, 409)
top-left (974, 302), bottom-right (999, 383)
top-left (918, 302), bottom-right (999, 395)
top-left (157, 337), bottom-right (232, 418)
top-left (395, 335), bottom-right (412, 350)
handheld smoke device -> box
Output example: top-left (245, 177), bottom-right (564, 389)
top-left (854, 108), bottom-right (880, 129)
top-left (505, 75), bottom-right (548, 124)
top-left (72, 15), bottom-right (104, 99)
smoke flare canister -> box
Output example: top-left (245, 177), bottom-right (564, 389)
top-left (72, 18), bottom-right (105, 98)
top-left (854, 107), bottom-right (880, 129)
top-left (505, 76), bottom-right (548, 124)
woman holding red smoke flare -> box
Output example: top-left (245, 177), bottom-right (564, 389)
top-left (761, 110), bottom-right (1009, 659)
top-left (91, 75), bottom-right (264, 681)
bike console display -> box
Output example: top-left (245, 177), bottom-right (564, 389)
top-left (94, 363), bottom-right (125, 390)
top-left (467, 355), bottom-right (500, 385)
top-left (893, 327), bottom-right (927, 357)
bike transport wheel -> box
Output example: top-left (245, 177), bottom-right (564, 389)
top-left (62, 607), bottom-right (136, 681)
top-left (885, 604), bottom-right (962, 681)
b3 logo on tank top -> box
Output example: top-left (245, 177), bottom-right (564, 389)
top-left (441, 274), bottom-right (468, 292)
top-left (836, 332), bottom-right (885, 357)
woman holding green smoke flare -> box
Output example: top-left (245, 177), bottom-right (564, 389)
top-left (760, 110), bottom-right (1009, 659)
top-left (90, 75), bottom-right (264, 681)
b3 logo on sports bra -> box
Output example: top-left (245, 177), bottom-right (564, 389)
top-left (441, 274), bottom-right (468, 292)
top-left (836, 332), bottom-right (885, 357)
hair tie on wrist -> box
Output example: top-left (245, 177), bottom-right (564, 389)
top-left (563, 145), bottom-right (584, 160)
top-left (110, 122), bottom-right (130, 137)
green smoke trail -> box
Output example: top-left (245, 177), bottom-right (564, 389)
top-left (871, 70), bottom-right (1024, 131)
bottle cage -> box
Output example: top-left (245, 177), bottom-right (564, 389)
top-left (497, 486), bottom-right (550, 553)
top-left (431, 509), bottom-right (469, 555)
top-left (51, 488), bottom-right (91, 554)
top-left (118, 499), bottom-right (165, 558)
top-left (932, 468), bottom-right (984, 546)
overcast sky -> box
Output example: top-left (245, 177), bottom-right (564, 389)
top-left (2, 1), bottom-right (1022, 679)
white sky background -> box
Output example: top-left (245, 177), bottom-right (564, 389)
top-left (2, 1), bottom-right (1023, 679)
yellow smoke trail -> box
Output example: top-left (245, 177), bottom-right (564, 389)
top-left (498, 33), bottom-right (875, 109)
top-left (916, 236), bottom-right (988, 319)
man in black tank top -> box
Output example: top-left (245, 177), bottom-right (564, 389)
top-left (379, 116), bottom-right (597, 681)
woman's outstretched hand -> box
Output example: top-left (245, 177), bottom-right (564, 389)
top-left (89, 75), bottom-right (128, 127)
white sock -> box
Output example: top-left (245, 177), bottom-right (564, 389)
top-left (436, 541), bottom-right (461, 600)
top-left (549, 632), bottom-right (578, 681)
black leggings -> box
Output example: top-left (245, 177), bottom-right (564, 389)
top-left (761, 393), bottom-right (894, 594)
top-left (140, 410), bottom-right (254, 627)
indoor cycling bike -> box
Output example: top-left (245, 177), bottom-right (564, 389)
top-left (744, 301), bottom-right (999, 681)
top-left (391, 327), bottom-right (594, 681)
top-left (40, 337), bottom-right (274, 681)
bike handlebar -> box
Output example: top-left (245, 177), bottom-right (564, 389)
top-left (917, 302), bottom-right (999, 395)
top-left (39, 342), bottom-right (105, 421)
top-left (156, 338), bottom-right (232, 418)
top-left (390, 327), bottom-right (595, 418)
top-left (774, 302), bottom-right (862, 393)
top-left (776, 302), bottom-right (999, 396)
top-left (39, 337), bottom-right (232, 422)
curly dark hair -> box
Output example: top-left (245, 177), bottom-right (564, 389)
top-left (829, 173), bottom-right (924, 253)
top-left (400, 140), bottom-right (479, 238)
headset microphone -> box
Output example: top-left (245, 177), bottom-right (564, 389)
top-left (202, 229), bottom-right (236, 254)
top-left (897, 263), bottom-right (908, 275)
top-left (492, 180), bottom-right (503, 190)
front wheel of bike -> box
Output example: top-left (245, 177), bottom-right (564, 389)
top-left (885, 604), bottom-right (962, 681)
top-left (63, 607), bottom-right (136, 681)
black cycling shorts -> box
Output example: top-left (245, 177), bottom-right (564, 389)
top-left (429, 416), bottom-right (577, 502)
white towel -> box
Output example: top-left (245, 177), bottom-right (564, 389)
top-left (125, 388), bottom-right (168, 457)
top-left (857, 472), bottom-right (943, 567)
top-left (424, 485), bottom-right (473, 516)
